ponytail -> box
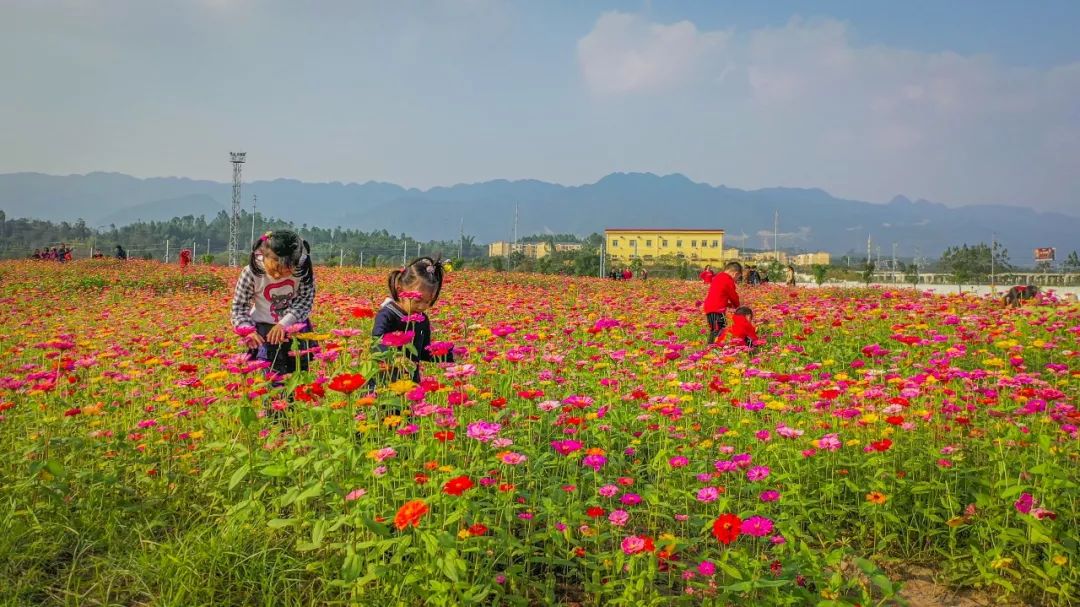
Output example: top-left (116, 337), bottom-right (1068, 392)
top-left (247, 229), bottom-right (312, 284)
top-left (389, 255), bottom-right (446, 305)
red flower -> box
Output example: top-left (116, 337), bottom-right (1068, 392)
top-left (328, 373), bottom-right (366, 394)
top-left (586, 506), bottom-right (605, 518)
top-left (350, 306), bottom-right (375, 318)
top-left (490, 397), bottom-right (508, 410)
top-left (885, 416), bottom-right (905, 426)
top-left (712, 513), bottom-right (742, 545)
top-left (434, 431), bottom-right (456, 442)
top-left (870, 438), bottom-right (893, 452)
top-left (64, 407), bottom-right (81, 417)
top-left (468, 523), bottom-right (488, 536)
top-left (295, 383), bottom-right (325, 402)
top-left (414, 473), bottom-right (429, 485)
top-left (443, 475), bottom-right (475, 496)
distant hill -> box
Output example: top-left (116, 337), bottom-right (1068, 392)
top-left (0, 171), bottom-right (1076, 257)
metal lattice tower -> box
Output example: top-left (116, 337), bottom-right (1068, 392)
top-left (228, 152), bottom-right (246, 267)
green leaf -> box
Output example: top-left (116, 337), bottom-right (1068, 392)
top-left (228, 464), bottom-right (250, 490)
top-left (260, 464), bottom-right (289, 477)
top-left (267, 518), bottom-right (298, 529)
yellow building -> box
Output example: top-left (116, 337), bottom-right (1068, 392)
top-left (604, 228), bottom-right (725, 263)
top-left (791, 252), bottom-right (831, 266)
top-left (488, 241), bottom-right (583, 259)
top-left (748, 251), bottom-right (788, 264)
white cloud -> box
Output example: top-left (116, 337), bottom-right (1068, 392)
top-left (575, 13), bottom-right (1080, 209)
top-left (577, 11), bottom-right (730, 95)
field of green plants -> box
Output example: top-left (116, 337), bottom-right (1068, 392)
top-left (0, 260), bottom-right (1076, 606)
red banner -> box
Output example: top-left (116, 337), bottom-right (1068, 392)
top-left (1034, 247), bottom-right (1055, 262)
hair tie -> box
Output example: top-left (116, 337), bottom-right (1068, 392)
top-left (260, 231), bottom-right (272, 243)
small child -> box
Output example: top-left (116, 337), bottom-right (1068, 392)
top-left (230, 229), bottom-right (316, 380)
top-left (715, 306), bottom-right (761, 347)
top-left (371, 256), bottom-right (454, 388)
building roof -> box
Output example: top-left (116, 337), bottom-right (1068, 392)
top-left (605, 228), bottom-right (725, 233)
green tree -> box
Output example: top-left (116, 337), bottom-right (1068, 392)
top-left (811, 264), bottom-right (829, 286)
top-left (1063, 251), bottom-right (1080, 272)
top-left (939, 242), bottom-right (1010, 292)
top-left (861, 262), bottom-right (876, 285)
top-left (901, 261), bottom-right (920, 289)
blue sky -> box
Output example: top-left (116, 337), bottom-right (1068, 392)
top-left (2, 0), bottom-right (1078, 213)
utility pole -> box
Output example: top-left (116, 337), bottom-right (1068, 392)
top-left (773, 210), bottom-right (779, 262)
top-left (360, 250), bottom-right (364, 267)
top-left (892, 242), bottom-right (897, 281)
top-left (459, 217), bottom-right (464, 261)
top-left (165, 239), bottom-right (170, 263)
top-left (339, 248), bottom-right (344, 267)
top-left (866, 234), bottom-right (872, 266)
top-left (990, 232), bottom-right (996, 295)
top-left (250, 194), bottom-right (257, 246)
top-left (402, 240), bottom-right (407, 266)
top-left (600, 242), bottom-right (605, 278)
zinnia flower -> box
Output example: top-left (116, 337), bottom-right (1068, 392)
top-left (712, 513), bottom-right (741, 545)
top-left (443, 475), bottom-right (475, 496)
top-left (394, 500), bottom-right (428, 530)
top-left (742, 515), bottom-right (774, 537)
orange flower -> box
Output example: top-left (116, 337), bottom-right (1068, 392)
top-left (866, 491), bottom-right (888, 505)
top-left (394, 500), bottom-right (428, 530)
top-left (328, 373), bottom-right (366, 394)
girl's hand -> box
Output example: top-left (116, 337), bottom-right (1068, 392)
top-left (244, 332), bottom-right (265, 349)
top-left (267, 324), bottom-right (287, 345)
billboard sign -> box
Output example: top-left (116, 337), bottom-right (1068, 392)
top-left (1034, 247), bottom-right (1055, 262)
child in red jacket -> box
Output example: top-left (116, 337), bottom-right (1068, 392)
top-left (716, 306), bottom-right (761, 347)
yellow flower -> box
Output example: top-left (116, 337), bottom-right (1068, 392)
top-left (383, 415), bottom-right (402, 427)
top-left (389, 379), bottom-right (416, 395)
top-left (990, 557), bottom-right (1013, 570)
top-left (1052, 555), bottom-right (1068, 566)
top-left (457, 528), bottom-right (472, 540)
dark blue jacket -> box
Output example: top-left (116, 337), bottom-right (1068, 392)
top-left (371, 300), bottom-right (453, 383)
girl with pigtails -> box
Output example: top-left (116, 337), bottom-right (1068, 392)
top-left (230, 229), bottom-right (316, 380)
top-left (370, 256), bottom-right (455, 388)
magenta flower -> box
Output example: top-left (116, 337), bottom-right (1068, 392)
top-left (760, 490), bottom-right (781, 502)
top-left (380, 331), bottom-right (415, 348)
top-left (669, 455), bottom-right (689, 468)
top-left (742, 515), bottom-right (775, 537)
top-left (609, 509), bottom-right (629, 526)
top-left (234, 325), bottom-right (256, 337)
top-left (619, 492), bottom-right (641, 506)
top-left (697, 560), bottom-right (716, 576)
top-left (696, 487), bottom-right (719, 503)
top-left (598, 484), bottom-right (619, 497)
top-left (620, 535), bottom-right (646, 555)
top-left (1014, 492), bottom-right (1034, 514)
top-left (551, 439), bottom-right (583, 456)
top-left (582, 454), bottom-right (607, 472)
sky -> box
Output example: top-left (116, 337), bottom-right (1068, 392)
top-left (2, 0), bottom-right (1079, 213)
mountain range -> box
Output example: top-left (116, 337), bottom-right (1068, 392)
top-left (1, 171), bottom-right (1076, 258)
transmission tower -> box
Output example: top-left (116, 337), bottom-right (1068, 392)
top-left (228, 152), bottom-right (246, 267)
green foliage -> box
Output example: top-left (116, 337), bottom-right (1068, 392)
top-left (861, 262), bottom-right (876, 285)
top-left (1065, 251), bottom-right (1080, 272)
top-left (811, 264), bottom-right (829, 286)
top-left (939, 242), bottom-right (1011, 289)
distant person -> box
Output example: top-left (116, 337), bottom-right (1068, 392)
top-left (1003, 285), bottom-right (1038, 308)
top-left (31, 248), bottom-right (42, 260)
top-left (746, 267), bottom-right (762, 285)
top-left (786, 265), bottom-right (796, 286)
top-left (640, 268), bottom-right (648, 280)
top-left (716, 306), bottom-right (761, 348)
top-left (179, 248), bottom-right (193, 270)
top-left (703, 261), bottom-right (742, 344)
top-left (115, 245), bottom-right (127, 260)
top-left (700, 265), bottom-right (714, 284)
top-left (622, 268), bottom-right (632, 280)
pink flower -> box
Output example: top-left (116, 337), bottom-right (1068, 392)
top-left (668, 456), bottom-right (689, 468)
top-left (500, 452), bottom-right (527, 465)
top-left (380, 331), bottom-right (415, 348)
top-left (620, 493), bottom-right (641, 506)
top-left (818, 433), bottom-right (841, 451)
top-left (466, 421), bottom-right (502, 442)
top-left (551, 439), bottom-right (583, 456)
top-left (582, 454), bottom-right (607, 472)
top-left (398, 290), bottom-right (423, 300)
top-left (234, 325), bottom-right (256, 337)
top-left (621, 536), bottom-right (646, 555)
top-left (746, 466), bottom-right (771, 482)
top-left (697, 560), bottom-right (716, 576)
top-left (609, 509), bottom-right (629, 526)
top-left (696, 487), bottom-right (719, 503)
top-left (598, 484), bottom-right (619, 497)
top-left (345, 488), bottom-right (367, 502)
top-left (742, 515), bottom-right (775, 537)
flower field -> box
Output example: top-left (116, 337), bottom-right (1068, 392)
top-left (1, 260), bottom-right (1077, 606)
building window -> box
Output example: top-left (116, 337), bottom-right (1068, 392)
top-left (712, 240), bottom-right (719, 247)
top-left (612, 240), bottom-right (618, 247)
top-left (645, 239), bottom-right (652, 246)
top-left (676, 240), bottom-right (682, 247)
top-left (691, 240), bottom-right (697, 247)
top-left (661, 239), bottom-right (668, 247)
top-left (631, 240), bottom-right (637, 247)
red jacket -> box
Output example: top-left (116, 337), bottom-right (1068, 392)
top-left (717, 314), bottom-right (758, 344)
top-left (700, 270), bottom-right (714, 284)
top-left (703, 272), bottom-right (739, 314)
